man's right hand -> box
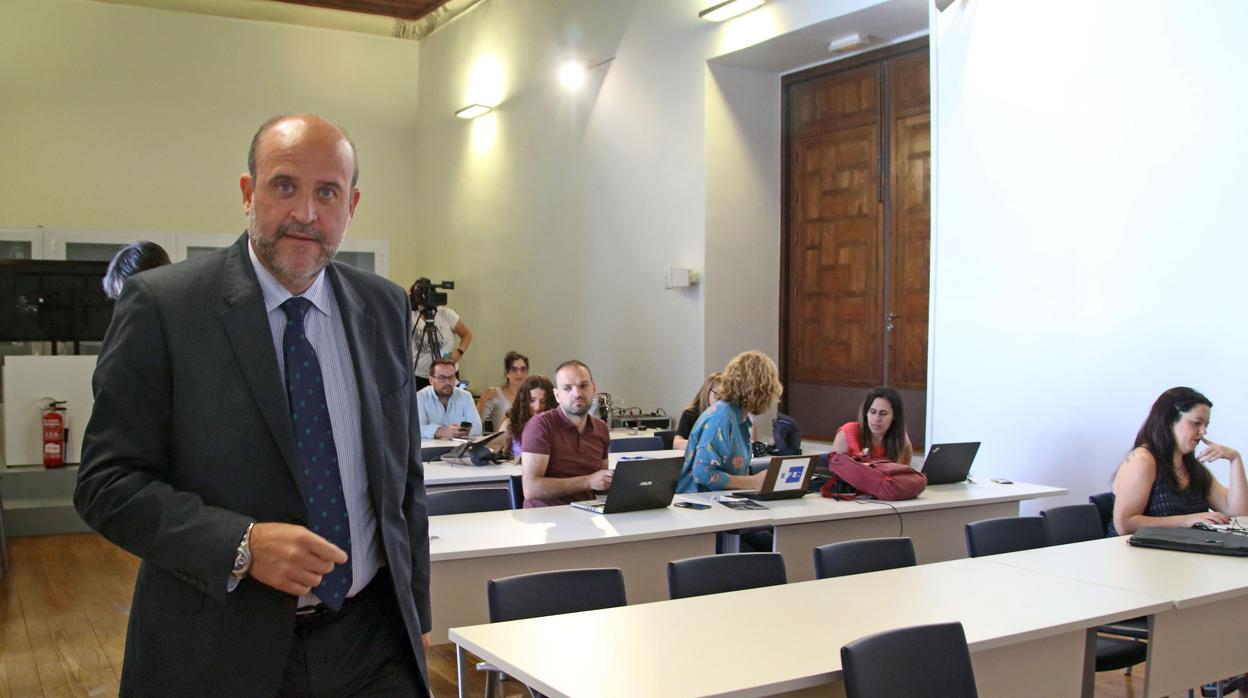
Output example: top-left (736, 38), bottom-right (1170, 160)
top-left (247, 523), bottom-right (348, 597)
top-left (587, 468), bottom-right (614, 491)
top-left (435, 424), bottom-right (468, 439)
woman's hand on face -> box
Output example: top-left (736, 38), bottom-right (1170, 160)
top-left (1198, 438), bottom-right (1242, 465)
top-left (1185, 511), bottom-right (1231, 527)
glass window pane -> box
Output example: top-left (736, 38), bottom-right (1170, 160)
top-left (66, 242), bottom-right (125, 262)
top-left (335, 251), bottom-right (375, 273)
top-left (1, 240), bottom-right (33, 260)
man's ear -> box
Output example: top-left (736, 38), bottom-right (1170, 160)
top-left (348, 188), bottom-right (360, 217)
top-left (240, 174), bottom-right (255, 214)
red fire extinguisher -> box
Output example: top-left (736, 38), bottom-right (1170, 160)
top-left (41, 398), bottom-right (68, 468)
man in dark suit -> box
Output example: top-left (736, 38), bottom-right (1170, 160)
top-left (75, 113), bottom-right (431, 696)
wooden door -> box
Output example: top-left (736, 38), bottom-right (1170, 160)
top-left (781, 40), bottom-right (930, 442)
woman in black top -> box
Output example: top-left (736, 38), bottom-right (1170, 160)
top-left (673, 372), bottom-right (721, 451)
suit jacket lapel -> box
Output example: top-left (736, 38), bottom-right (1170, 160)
top-left (329, 266), bottom-right (388, 519)
top-left (218, 235), bottom-right (305, 499)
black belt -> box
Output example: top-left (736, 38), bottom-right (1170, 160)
top-left (294, 571), bottom-right (385, 626)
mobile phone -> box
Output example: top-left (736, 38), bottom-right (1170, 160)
top-left (674, 501), bottom-right (710, 510)
top-left (459, 421), bottom-right (472, 429)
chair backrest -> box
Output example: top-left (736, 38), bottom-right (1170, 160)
top-left (427, 487), bottom-right (512, 516)
top-left (964, 516), bottom-right (1048, 558)
top-left (487, 568), bottom-right (627, 623)
top-left (841, 622), bottom-right (978, 698)
top-left (609, 436), bottom-right (664, 453)
top-left (655, 430), bottom-right (677, 450)
top-left (1089, 491), bottom-right (1115, 535)
top-left (813, 537), bottom-right (917, 579)
top-left (667, 553), bottom-right (787, 600)
top-left (507, 474), bottom-right (524, 509)
top-left (1041, 504), bottom-right (1104, 545)
top-left (420, 444), bottom-right (454, 463)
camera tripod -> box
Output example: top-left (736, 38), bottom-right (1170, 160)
top-left (411, 310), bottom-right (445, 373)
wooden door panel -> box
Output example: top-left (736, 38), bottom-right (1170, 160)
top-left (888, 111), bottom-right (931, 389)
top-left (789, 125), bottom-right (882, 386)
top-left (790, 64), bottom-right (879, 133)
top-left (889, 51), bottom-right (931, 119)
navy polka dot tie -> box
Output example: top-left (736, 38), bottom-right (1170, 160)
top-left (281, 297), bottom-right (352, 610)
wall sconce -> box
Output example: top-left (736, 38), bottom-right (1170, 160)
top-left (455, 104), bottom-right (492, 119)
top-left (558, 57), bottom-right (616, 90)
top-left (698, 0), bottom-right (765, 22)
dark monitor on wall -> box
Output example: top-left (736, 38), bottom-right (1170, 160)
top-left (0, 260), bottom-right (114, 342)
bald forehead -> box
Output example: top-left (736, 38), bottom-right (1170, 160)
top-left (555, 365), bottom-right (592, 386)
top-left (249, 113), bottom-right (359, 187)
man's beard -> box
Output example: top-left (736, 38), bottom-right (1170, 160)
top-left (247, 205), bottom-right (338, 286)
top-left (562, 400), bottom-right (590, 417)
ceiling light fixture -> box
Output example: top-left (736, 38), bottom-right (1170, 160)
top-left (698, 0), bottom-right (765, 23)
top-left (557, 57), bottom-right (616, 90)
top-left (826, 33), bottom-right (877, 54)
top-left (455, 104), bottom-right (492, 119)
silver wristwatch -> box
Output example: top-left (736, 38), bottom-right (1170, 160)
top-left (232, 521), bottom-right (255, 580)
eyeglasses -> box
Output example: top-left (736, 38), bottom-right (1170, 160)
top-left (508, 365), bottom-right (529, 373)
top-left (430, 374), bottom-right (457, 382)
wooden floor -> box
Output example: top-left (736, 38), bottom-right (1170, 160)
top-left (1, 533), bottom-right (1148, 697)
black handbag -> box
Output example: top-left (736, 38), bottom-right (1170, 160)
top-left (441, 431), bottom-right (505, 466)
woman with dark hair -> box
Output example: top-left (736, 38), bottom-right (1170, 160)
top-left (500, 374), bottom-right (556, 459)
top-left (830, 387), bottom-right (914, 465)
top-left (476, 350), bottom-right (529, 430)
top-left (103, 241), bottom-right (172, 300)
top-left (672, 372), bottom-right (721, 451)
top-left (1109, 387), bottom-right (1247, 536)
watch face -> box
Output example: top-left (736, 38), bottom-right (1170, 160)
top-left (234, 549), bottom-right (250, 573)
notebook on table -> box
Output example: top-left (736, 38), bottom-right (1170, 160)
top-left (571, 457), bottom-right (682, 514)
top-left (731, 455), bottom-right (815, 501)
top-left (919, 442), bottom-right (981, 485)
top-left (1128, 526), bottom-right (1248, 557)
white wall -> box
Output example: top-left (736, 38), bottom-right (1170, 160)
top-left (0, 0), bottom-right (422, 274)
top-left (931, 1), bottom-right (1248, 510)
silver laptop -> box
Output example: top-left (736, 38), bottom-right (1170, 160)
top-left (571, 457), bottom-right (682, 514)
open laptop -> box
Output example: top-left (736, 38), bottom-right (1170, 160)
top-left (571, 457), bottom-right (682, 514)
top-left (731, 455), bottom-right (815, 501)
top-left (919, 442), bottom-right (981, 485)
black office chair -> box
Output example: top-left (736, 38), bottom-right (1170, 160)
top-left (655, 430), bottom-right (677, 450)
top-left (964, 516), bottom-right (1048, 558)
top-left (483, 568), bottom-right (628, 697)
top-left (841, 621), bottom-right (978, 698)
top-left (667, 552), bottom-right (786, 600)
top-left (1089, 491), bottom-right (1115, 535)
top-left (608, 436), bottom-right (664, 453)
top-left (507, 474), bottom-right (524, 509)
top-left (1040, 504), bottom-right (1104, 546)
top-left (420, 444), bottom-right (454, 462)
top-left (427, 488), bottom-right (512, 516)
top-left (813, 537), bottom-right (917, 579)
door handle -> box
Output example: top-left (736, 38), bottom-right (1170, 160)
top-left (885, 312), bottom-right (898, 332)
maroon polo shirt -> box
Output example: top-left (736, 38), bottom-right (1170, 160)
top-left (521, 408), bottom-right (610, 507)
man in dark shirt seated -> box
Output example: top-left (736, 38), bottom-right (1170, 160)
top-left (520, 360), bottom-right (612, 507)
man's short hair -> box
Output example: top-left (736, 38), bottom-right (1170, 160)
top-left (429, 358), bottom-right (458, 376)
top-left (554, 359), bottom-right (593, 382)
top-left (248, 113), bottom-right (360, 188)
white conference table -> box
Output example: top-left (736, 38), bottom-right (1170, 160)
top-left (426, 481), bottom-right (1061, 642)
top-left (423, 449), bottom-right (691, 488)
top-left (981, 533), bottom-right (1248, 697)
top-left (681, 480), bottom-right (1064, 580)
top-left (449, 555), bottom-right (1170, 698)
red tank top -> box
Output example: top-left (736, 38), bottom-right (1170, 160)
top-left (839, 421), bottom-right (886, 458)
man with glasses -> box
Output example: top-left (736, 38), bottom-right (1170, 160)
top-left (417, 358), bottom-right (483, 439)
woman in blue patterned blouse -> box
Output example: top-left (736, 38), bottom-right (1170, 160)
top-left (677, 351), bottom-right (783, 493)
top-left (1109, 387), bottom-right (1248, 536)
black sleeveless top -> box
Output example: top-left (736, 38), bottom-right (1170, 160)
top-left (1106, 471), bottom-right (1209, 537)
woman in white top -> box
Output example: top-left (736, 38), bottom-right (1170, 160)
top-left (477, 350), bottom-right (529, 430)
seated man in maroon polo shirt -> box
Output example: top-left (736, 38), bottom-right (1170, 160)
top-left (520, 360), bottom-right (613, 507)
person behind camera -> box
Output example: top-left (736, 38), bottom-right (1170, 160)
top-left (408, 279), bottom-right (473, 390)
top-left (501, 374), bottom-right (556, 459)
top-left (673, 372), bottom-right (721, 451)
top-left (102, 240), bottom-right (171, 300)
top-left (417, 359), bottom-right (483, 440)
top-left (830, 386), bottom-right (914, 465)
top-left (1108, 386), bottom-right (1247, 536)
top-left (520, 360), bottom-right (611, 507)
top-left (477, 350), bottom-right (529, 431)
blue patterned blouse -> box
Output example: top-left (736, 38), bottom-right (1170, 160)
top-left (677, 400), bottom-right (753, 493)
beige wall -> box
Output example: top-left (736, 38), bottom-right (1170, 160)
top-left (0, 0), bottom-right (422, 281)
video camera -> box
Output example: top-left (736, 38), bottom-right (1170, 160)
top-left (409, 277), bottom-right (454, 320)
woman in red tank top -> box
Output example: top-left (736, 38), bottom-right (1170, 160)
top-left (831, 387), bottom-right (914, 464)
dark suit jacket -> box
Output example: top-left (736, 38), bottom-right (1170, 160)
top-left (75, 235), bottom-right (431, 696)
